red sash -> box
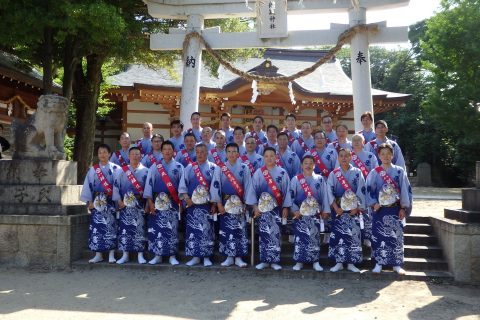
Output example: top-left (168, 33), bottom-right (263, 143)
top-left (298, 137), bottom-right (310, 153)
top-left (93, 164), bottom-right (113, 196)
top-left (192, 162), bottom-right (209, 188)
top-left (310, 149), bottom-right (330, 177)
top-left (122, 165), bottom-right (144, 195)
top-left (219, 162), bottom-right (244, 199)
top-left (261, 166), bottom-right (283, 206)
top-left (283, 129), bottom-right (296, 145)
top-left (250, 130), bottom-right (262, 146)
top-left (115, 151), bottom-right (128, 167)
top-left (136, 139), bottom-right (144, 154)
top-left (352, 152), bottom-right (370, 178)
top-left (275, 153), bottom-right (283, 167)
top-left (181, 149), bottom-right (194, 165)
top-left (241, 155), bottom-right (256, 176)
top-left (210, 148), bottom-right (223, 165)
top-left (369, 140), bottom-right (379, 154)
top-left (297, 174), bottom-right (314, 198)
top-left (148, 153), bottom-right (158, 166)
top-left (331, 141), bottom-right (341, 153)
top-left (375, 166), bottom-right (400, 194)
top-left (333, 168), bottom-right (353, 192)
top-left (155, 162), bottom-right (181, 205)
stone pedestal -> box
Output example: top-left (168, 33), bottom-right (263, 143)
top-left (0, 159), bottom-right (88, 268)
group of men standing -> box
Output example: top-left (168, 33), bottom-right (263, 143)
top-left (81, 111), bottom-right (412, 274)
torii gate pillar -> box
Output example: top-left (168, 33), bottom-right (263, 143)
top-left (349, 7), bottom-right (374, 132)
top-left (180, 14), bottom-right (204, 128)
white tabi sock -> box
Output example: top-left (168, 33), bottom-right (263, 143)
top-left (108, 250), bottom-right (116, 263)
top-left (235, 257), bottom-right (247, 268)
top-left (203, 257), bottom-right (213, 267)
top-left (288, 235), bottom-right (295, 243)
top-left (393, 266), bottom-right (406, 275)
top-left (363, 239), bottom-right (372, 247)
top-left (221, 257), bottom-right (234, 267)
top-left (293, 262), bottom-right (303, 271)
top-left (186, 257), bottom-right (200, 266)
top-left (372, 264), bottom-right (382, 273)
top-left (347, 264), bottom-right (360, 273)
top-left (137, 252), bottom-right (147, 264)
top-left (330, 263), bottom-right (344, 272)
top-left (271, 263), bottom-right (282, 271)
top-left (149, 255), bottom-right (162, 265)
top-left (116, 252), bottom-right (129, 264)
top-left (313, 262), bottom-right (323, 272)
top-left (255, 262), bottom-right (269, 270)
top-left (169, 256), bottom-right (179, 266)
top-left (89, 252), bottom-right (103, 264)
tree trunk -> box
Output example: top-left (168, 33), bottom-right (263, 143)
top-left (72, 54), bottom-right (104, 182)
top-left (63, 36), bottom-right (80, 102)
top-left (42, 27), bottom-right (53, 94)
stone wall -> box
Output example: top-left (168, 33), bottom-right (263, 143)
top-left (431, 216), bottom-right (480, 283)
top-left (0, 214), bottom-right (89, 268)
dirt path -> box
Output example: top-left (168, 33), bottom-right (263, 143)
top-left (0, 267), bottom-right (479, 320)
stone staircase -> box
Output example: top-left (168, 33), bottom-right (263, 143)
top-left (73, 215), bottom-right (453, 281)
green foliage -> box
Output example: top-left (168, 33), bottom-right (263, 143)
top-left (63, 134), bottom-right (74, 160)
top-left (419, 0), bottom-right (480, 184)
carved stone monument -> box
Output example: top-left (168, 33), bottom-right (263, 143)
top-left (0, 94), bottom-right (88, 268)
top-left (11, 94), bottom-right (68, 160)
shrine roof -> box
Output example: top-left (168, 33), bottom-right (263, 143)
top-left (0, 51), bottom-right (62, 92)
top-left (108, 48), bottom-right (409, 99)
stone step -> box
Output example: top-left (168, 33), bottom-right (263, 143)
top-left (0, 204), bottom-right (87, 215)
top-left (404, 233), bottom-right (438, 246)
top-left (404, 223), bottom-right (433, 235)
top-left (72, 259), bottom-right (454, 282)
top-left (406, 216), bottom-right (430, 224)
top-left (404, 245), bottom-right (444, 259)
top-left (81, 248), bottom-right (448, 272)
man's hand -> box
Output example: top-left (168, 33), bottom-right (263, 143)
top-left (118, 200), bottom-right (126, 210)
top-left (217, 203), bottom-right (226, 215)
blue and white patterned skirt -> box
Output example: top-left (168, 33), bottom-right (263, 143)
top-left (219, 213), bottom-right (248, 257)
top-left (88, 204), bottom-right (117, 252)
top-left (293, 216), bottom-right (321, 263)
top-left (371, 206), bottom-right (404, 266)
top-left (328, 212), bottom-right (362, 264)
top-left (257, 207), bottom-right (282, 264)
top-left (147, 208), bottom-right (179, 256)
top-left (185, 204), bottom-right (215, 257)
top-left (118, 206), bottom-right (146, 252)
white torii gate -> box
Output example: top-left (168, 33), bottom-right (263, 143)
top-left (144, 0), bottom-right (410, 131)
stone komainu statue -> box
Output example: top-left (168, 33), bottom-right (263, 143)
top-left (12, 95), bottom-right (69, 160)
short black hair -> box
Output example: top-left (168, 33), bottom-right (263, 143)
top-left (253, 115), bottom-right (264, 123)
top-left (266, 124), bottom-right (279, 133)
top-left (184, 132), bottom-right (197, 142)
top-left (301, 155), bottom-right (315, 163)
top-left (151, 133), bottom-right (164, 142)
top-left (170, 119), bottom-right (184, 129)
top-left (128, 146), bottom-right (141, 154)
top-left (277, 132), bottom-right (288, 139)
top-left (233, 126), bottom-right (245, 135)
top-left (226, 142), bottom-right (239, 153)
top-left (285, 113), bottom-right (296, 120)
top-left (96, 143), bottom-right (111, 154)
top-left (161, 140), bottom-right (175, 150)
top-left (190, 112), bottom-right (201, 119)
top-left (263, 146), bottom-right (277, 156)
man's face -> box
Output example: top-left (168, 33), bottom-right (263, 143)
top-left (352, 138), bottom-right (364, 150)
top-left (143, 123), bottom-right (153, 137)
top-left (119, 134), bottom-right (131, 148)
top-left (337, 126), bottom-right (348, 139)
top-left (152, 137), bottom-right (163, 152)
top-left (253, 118), bottom-right (263, 131)
top-left (277, 134), bottom-right (288, 149)
top-left (215, 133), bottom-right (226, 147)
top-left (375, 124), bottom-right (388, 137)
top-left (221, 116), bottom-right (230, 129)
top-left (184, 136), bottom-right (196, 151)
top-left (171, 124), bottom-right (182, 136)
top-left (302, 158), bottom-right (315, 173)
top-left (322, 117), bottom-right (333, 132)
top-left (267, 128), bottom-right (277, 142)
top-left (226, 146), bottom-right (239, 163)
top-left (234, 130), bottom-right (244, 145)
top-left (361, 116), bottom-right (372, 129)
top-left (314, 132), bottom-right (326, 149)
top-left (129, 149), bottom-right (142, 165)
top-left (245, 137), bottom-right (256, 152)
top-left (379, 148), bottom-right (393, 164)
top-left (98, 147), bottom-right (110, 163)
top-left (196, 146), bottom-right (208, 162)
top-left (263, 150), bottom-right (277, 166)
top-left (338, 150), bottom-right (351, 166)
top-left (202, 128), bottom-right (213, 142)
top-left (191, 114), bottom-right (201, 127)
top-left (285, 116), bottom-right (296, 129)
top-left (161, 144), bottom-right (174, 160)
top-left (301, 123), bottom-right (312, 137)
